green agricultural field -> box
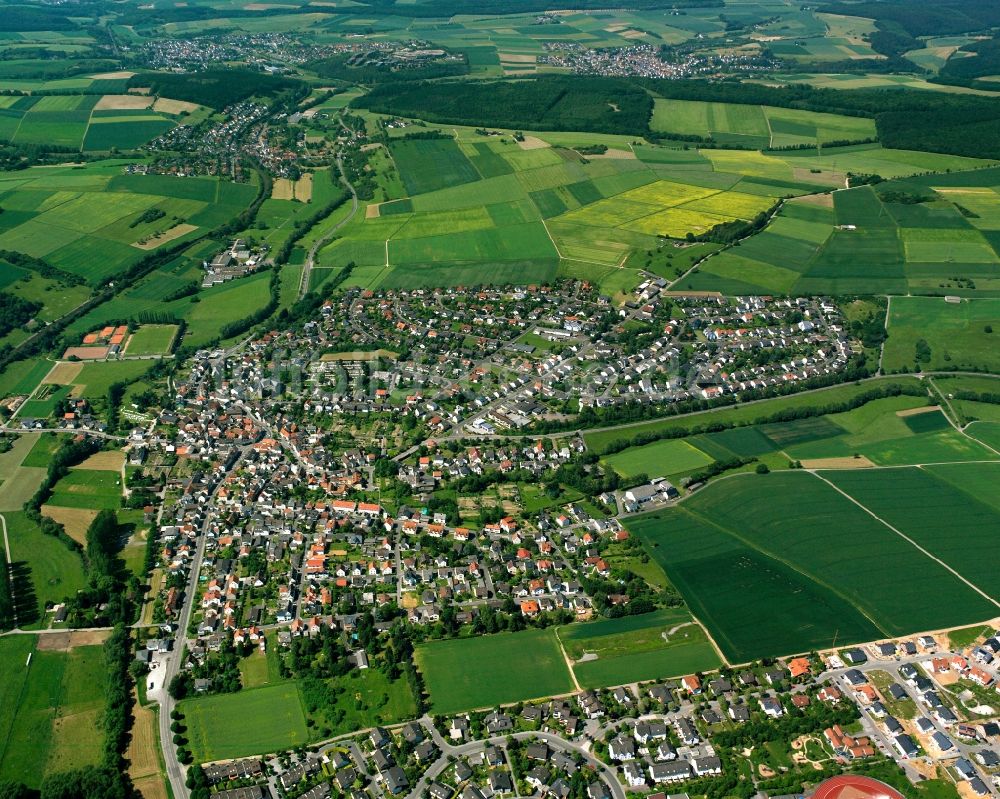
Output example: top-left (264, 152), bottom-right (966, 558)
top-left (629, 471), bottom-right (997, 662)
top-left (180, 682), bottom-right (310, 762)
top-left (416, 628), bottom-right (574, 713)
top-left (124, 324), bottom-right (178, 355)
top-left (584, 377), bottom-right (923, 453)
top-left (561, 609), bottom-right (721, 688)
top-left (0, 163), bottom-right (255, 293)
top-left (649, 99), bottom-right (875, 148)
top-left (678, 171), bottom-right (1000, 296)
top-left (390, 137), bottom-right (481, 196)
top-left (883, 297), bottom-right (1000, 373)
top-left (0, 637), bottom-right (106, 786)
top-left (0, 358), bottom-right (53, 399)
top-left (825, 468), bottom-right (1000, 604)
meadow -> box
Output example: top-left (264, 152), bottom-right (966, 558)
top-left (883, 297), bottom-right (1000, 373)
top-left (629, 471), bottom-right (998, 662)
top-left (0, 637), bottom-right (107, 786)
top-left (2, 510), bottom-right (87, 626)
top-left (415, 628), bottom-right (574, 713)
top-left (46, 468), bottom-right (122, 511)
top-left (560, 609), bottom-right (721, 688)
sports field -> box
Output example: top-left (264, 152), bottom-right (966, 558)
top-left (415, 628), bottom-right (574, 713)
top-left (560, 609), bottom-right (721, 688)
top-left (46, 468), bottom-right (122, 511)
top-left (629, 471), bottom-right (999, 663)
top-left (180, 682), bottom-right (310, 762)
top-left (125, 324), bottom-right (178, 355)
top-left (180, 668), bottom-right (415, 761)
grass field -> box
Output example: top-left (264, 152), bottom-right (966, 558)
top-left (416, 628), bottom-right (574, 713)
top-left (584, 377), bottom-right (923, 453)
top-left (0, 637), bottom-right (106, 786)
top-left (2, 510), bottom-right (87, 625)
top-left (629, 471), bottom-right (998, 662)
top-left (561, 609), bottom-right (721, 688)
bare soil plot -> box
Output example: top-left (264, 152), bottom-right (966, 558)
top-left (90, 71), bottom-right (135, 80)
top-left (897, 405), bottom-right (942, 417)
top-left (128, 689), bottom-right (166, 799)
top-left (517, 136), bottom-right (550, 150)
top-left (792, 193), bottom-right (835, 208)
top-left (61, 346), bottom-right (108, 360)
top-left (587, 148), bottom-right (636, 160)
top-left (75, 450), bottom-right (125, 471)
top-left (499, 53), bottom-right (536, 64)
top-left (793, 167), bottom-right (844, 186)
top-left (271, 178), bottom-right (294, 200)
top-left (94, 95), bottom-right (153, 111)
top-left (37, 629), bottom-right (111, 651)
top-left (366, 203), bottom-right (381, 219)
top-left (43, 361), bottom-right (83, 386)
top-left (295, 173), bottom-right (313, 202)
top-left (801, 455), bottom-right (876, 469)
top-left (152, 98), bottom-right (199, 115)
top-left (132, 223), bottom-right (197, 250)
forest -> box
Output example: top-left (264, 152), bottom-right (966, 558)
top-left (129, 69), bottom-right (308, 110)
top-left (356, 77), bottom-right (653, 135)
top-left (359, 74), bottom-right (1000, 160)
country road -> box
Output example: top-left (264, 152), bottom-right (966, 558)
top-left (298, 151), bottom-right (359, 300)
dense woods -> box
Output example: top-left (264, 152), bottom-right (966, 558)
top-left (356, 77), bottom-right (654, 135)
top-left (130, 69), bottom-right (308, 109)
top-left (357, 74), bottom-right (1000, 160)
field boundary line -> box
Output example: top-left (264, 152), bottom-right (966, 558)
top-left (675, 502), bottom-right (891, 639)
top-left (810, 471), bottom-right (1000, 611)
top-left (80, 106), bottom-right (96, 153)
top-left (763, 105), bottom-right (773, 149)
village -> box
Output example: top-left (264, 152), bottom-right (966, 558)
top-left (166, 626), bottom-right (1000, 799)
